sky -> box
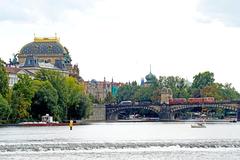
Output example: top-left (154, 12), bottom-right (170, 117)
top-left (1, 0), bottom-right (240, 90)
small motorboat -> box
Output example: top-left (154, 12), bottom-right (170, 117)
top-left (191, 122), bottom-right (206, 128)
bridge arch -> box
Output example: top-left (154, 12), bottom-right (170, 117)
top-left (107, 105), bottom-right (160, 120)
top-left (170, 104), bottom-right (238, 113)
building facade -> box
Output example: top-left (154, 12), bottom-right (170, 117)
top-left (6, 36), bottom-right (81, 87)
top-left (84, 78), bottom-right (124, 102)
top-left (5, 67), bottom-right (33, 87)
top-left (18, 36), bottom-right (72, 74)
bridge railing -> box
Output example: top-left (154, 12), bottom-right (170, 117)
top-left (105, 100), bottom-right (240, 108)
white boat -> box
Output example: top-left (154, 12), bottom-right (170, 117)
top-left (191, 122), bottom-right (206, 128)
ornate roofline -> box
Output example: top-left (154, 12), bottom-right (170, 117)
top-left (34, 37), bottom-right (60, 43)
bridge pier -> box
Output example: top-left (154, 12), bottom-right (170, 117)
top-left (108, 113), bottom-right (118, 121)
top-left (158, 105), bottom-right (172, 120)
top-left (158, 112), bottom-right (172, 120)
top-left (170, 113), bottom-right (175, 120)
top-left (237, 108), bottom-right (240, 121)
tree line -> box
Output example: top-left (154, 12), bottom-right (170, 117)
top-left (1, 56), bottom-right (240, 122)
top-left (0, 58), bottom-right (92, 123)
top-left (105, 71), bottom-right (240, 104)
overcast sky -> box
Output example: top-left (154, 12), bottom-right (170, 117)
top-left (1, 0), bottom-right (240, 90)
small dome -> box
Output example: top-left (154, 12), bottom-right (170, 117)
top-left (145, 72), bottom-right (153, 81)
top-left (145, 72), bottom-right (156, 82)
top-left (91, 79), bottom-right (98, 84)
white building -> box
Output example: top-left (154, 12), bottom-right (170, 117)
top-left (6, 67), bottom-right (33, 87)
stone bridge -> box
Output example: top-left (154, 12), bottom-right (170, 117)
top-left (106, 102), bottom-right (240, 121)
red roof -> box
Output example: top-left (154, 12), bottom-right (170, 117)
top-left (6, 67), bottom-right (21, 74)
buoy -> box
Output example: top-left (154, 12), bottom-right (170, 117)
top-left (69, 120), bottom-right (73, 130)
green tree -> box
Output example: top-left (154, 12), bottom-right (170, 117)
top-left (31, 80), bottom-right (60, 121)
top-left (116, 82), bottom-right (140, 102)
top-left (201, 83), bottom-right (240, 101)
top-left (64, 77), bottom-right (92, 120)
top-left (35, 70), bottom-right (92, 120)
top-left (201, 83), bottom-right (223, 100)
top-left (0, 94), bottom-right (11, 121)
top-left (192, 71), bottom-right (215, 89)
top-left (64, 77), bottom-right (84, 107)
top-left (89, 93), bottom-right (100, 104)
top-left (35, 69), bottom-right (67, 120)
top-left (159, 76), bottom-right (191, 98)
top-left (134, 86), bottom-right (153, 102)
top-left (221, 83), bottom-right (240, 100)
top-left (73, 94), bottom-right (92, 119)
top-left (0, 58), bottom-right (9, 97)
top-left (104, 92), bottom-right (115, 104)
top-left (11, 74), bottom-right (35, 121)
top-left (191, 71), bottom-right (215, 97)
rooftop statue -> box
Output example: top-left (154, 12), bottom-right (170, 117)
top-left (9, 54), bottom-right (19, 66)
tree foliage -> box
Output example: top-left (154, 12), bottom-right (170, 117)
top-left (201, 83), bottom-right (240, 101)
top-left (116, 82), bottom-right (140, 102)
top-left (104, 92), bottom-right (115, 104)
top-left (0, 58), bottom-right (9, 97)
top-left (1, 60), bottom-right (240, 123)
top-left (68, 94), bottom-right (92, 119)
top-left (116, 71), bottom-right (240, 103)
top-left (0, 94), bottom-right (11, 120)
top-left (34, 69), bottom-right (92, 121)
top-left (134, 86), bottom-right (153, 102)
top-left (64, 76), bottom-right (92, 120)
top-left (11, 74), bottom-right (35, 120)
top-left (116, 76), bottom-right (191, 103)
top-left (159, 76), bottom-right (191, 98)
top-left (192, 71), bottom-right (215, 89)
top-left (31, 80), bottom-right (60, 121)
top-left (35, 69), bottom-right (68, 119)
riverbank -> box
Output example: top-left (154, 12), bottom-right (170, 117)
top-left (0, 119), bottom-right (237, 126)
top-left (0, 121), bottom-right (90, 127)
top-left (113, 119), bottom-right (237, 123)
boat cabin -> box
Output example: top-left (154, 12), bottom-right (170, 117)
top-left (42, 114), bottom-right (53, 123)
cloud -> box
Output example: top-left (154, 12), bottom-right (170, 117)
top-left (0, 0), bottom-right (95, 23)
top-left (197, 0), bottom-right (240, 26)
top-left (1, 0), bottom-right (240, 91)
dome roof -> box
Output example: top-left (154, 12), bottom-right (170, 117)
top-left (145, 72), bottom-right (156, 81)
top-left (91, 79), bottom-right (98, 84)
top-left (20, 37), bottom-right (66, 55)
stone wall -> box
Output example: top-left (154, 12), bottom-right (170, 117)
top-left (87, 104), bottom-right (106, 121)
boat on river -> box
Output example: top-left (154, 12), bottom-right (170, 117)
top-left (191, 122), bottom-right (206, 128)
top-left (18, 114), bottom-right (82, 126)
top-left (18, 121), bottom-right (69, 126)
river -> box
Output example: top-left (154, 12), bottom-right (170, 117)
top-left (1, 122), bottom-right (240, 160)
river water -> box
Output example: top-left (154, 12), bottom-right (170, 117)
top-left (1, 122), bottom-right (240, 160)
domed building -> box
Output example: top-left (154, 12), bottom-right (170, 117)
top-left (18, 36), bottom-right (72, 74)
top-left (144, 70), bottom-right (157, 87)
top-left (6, 35), bottom-right (83, 87)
